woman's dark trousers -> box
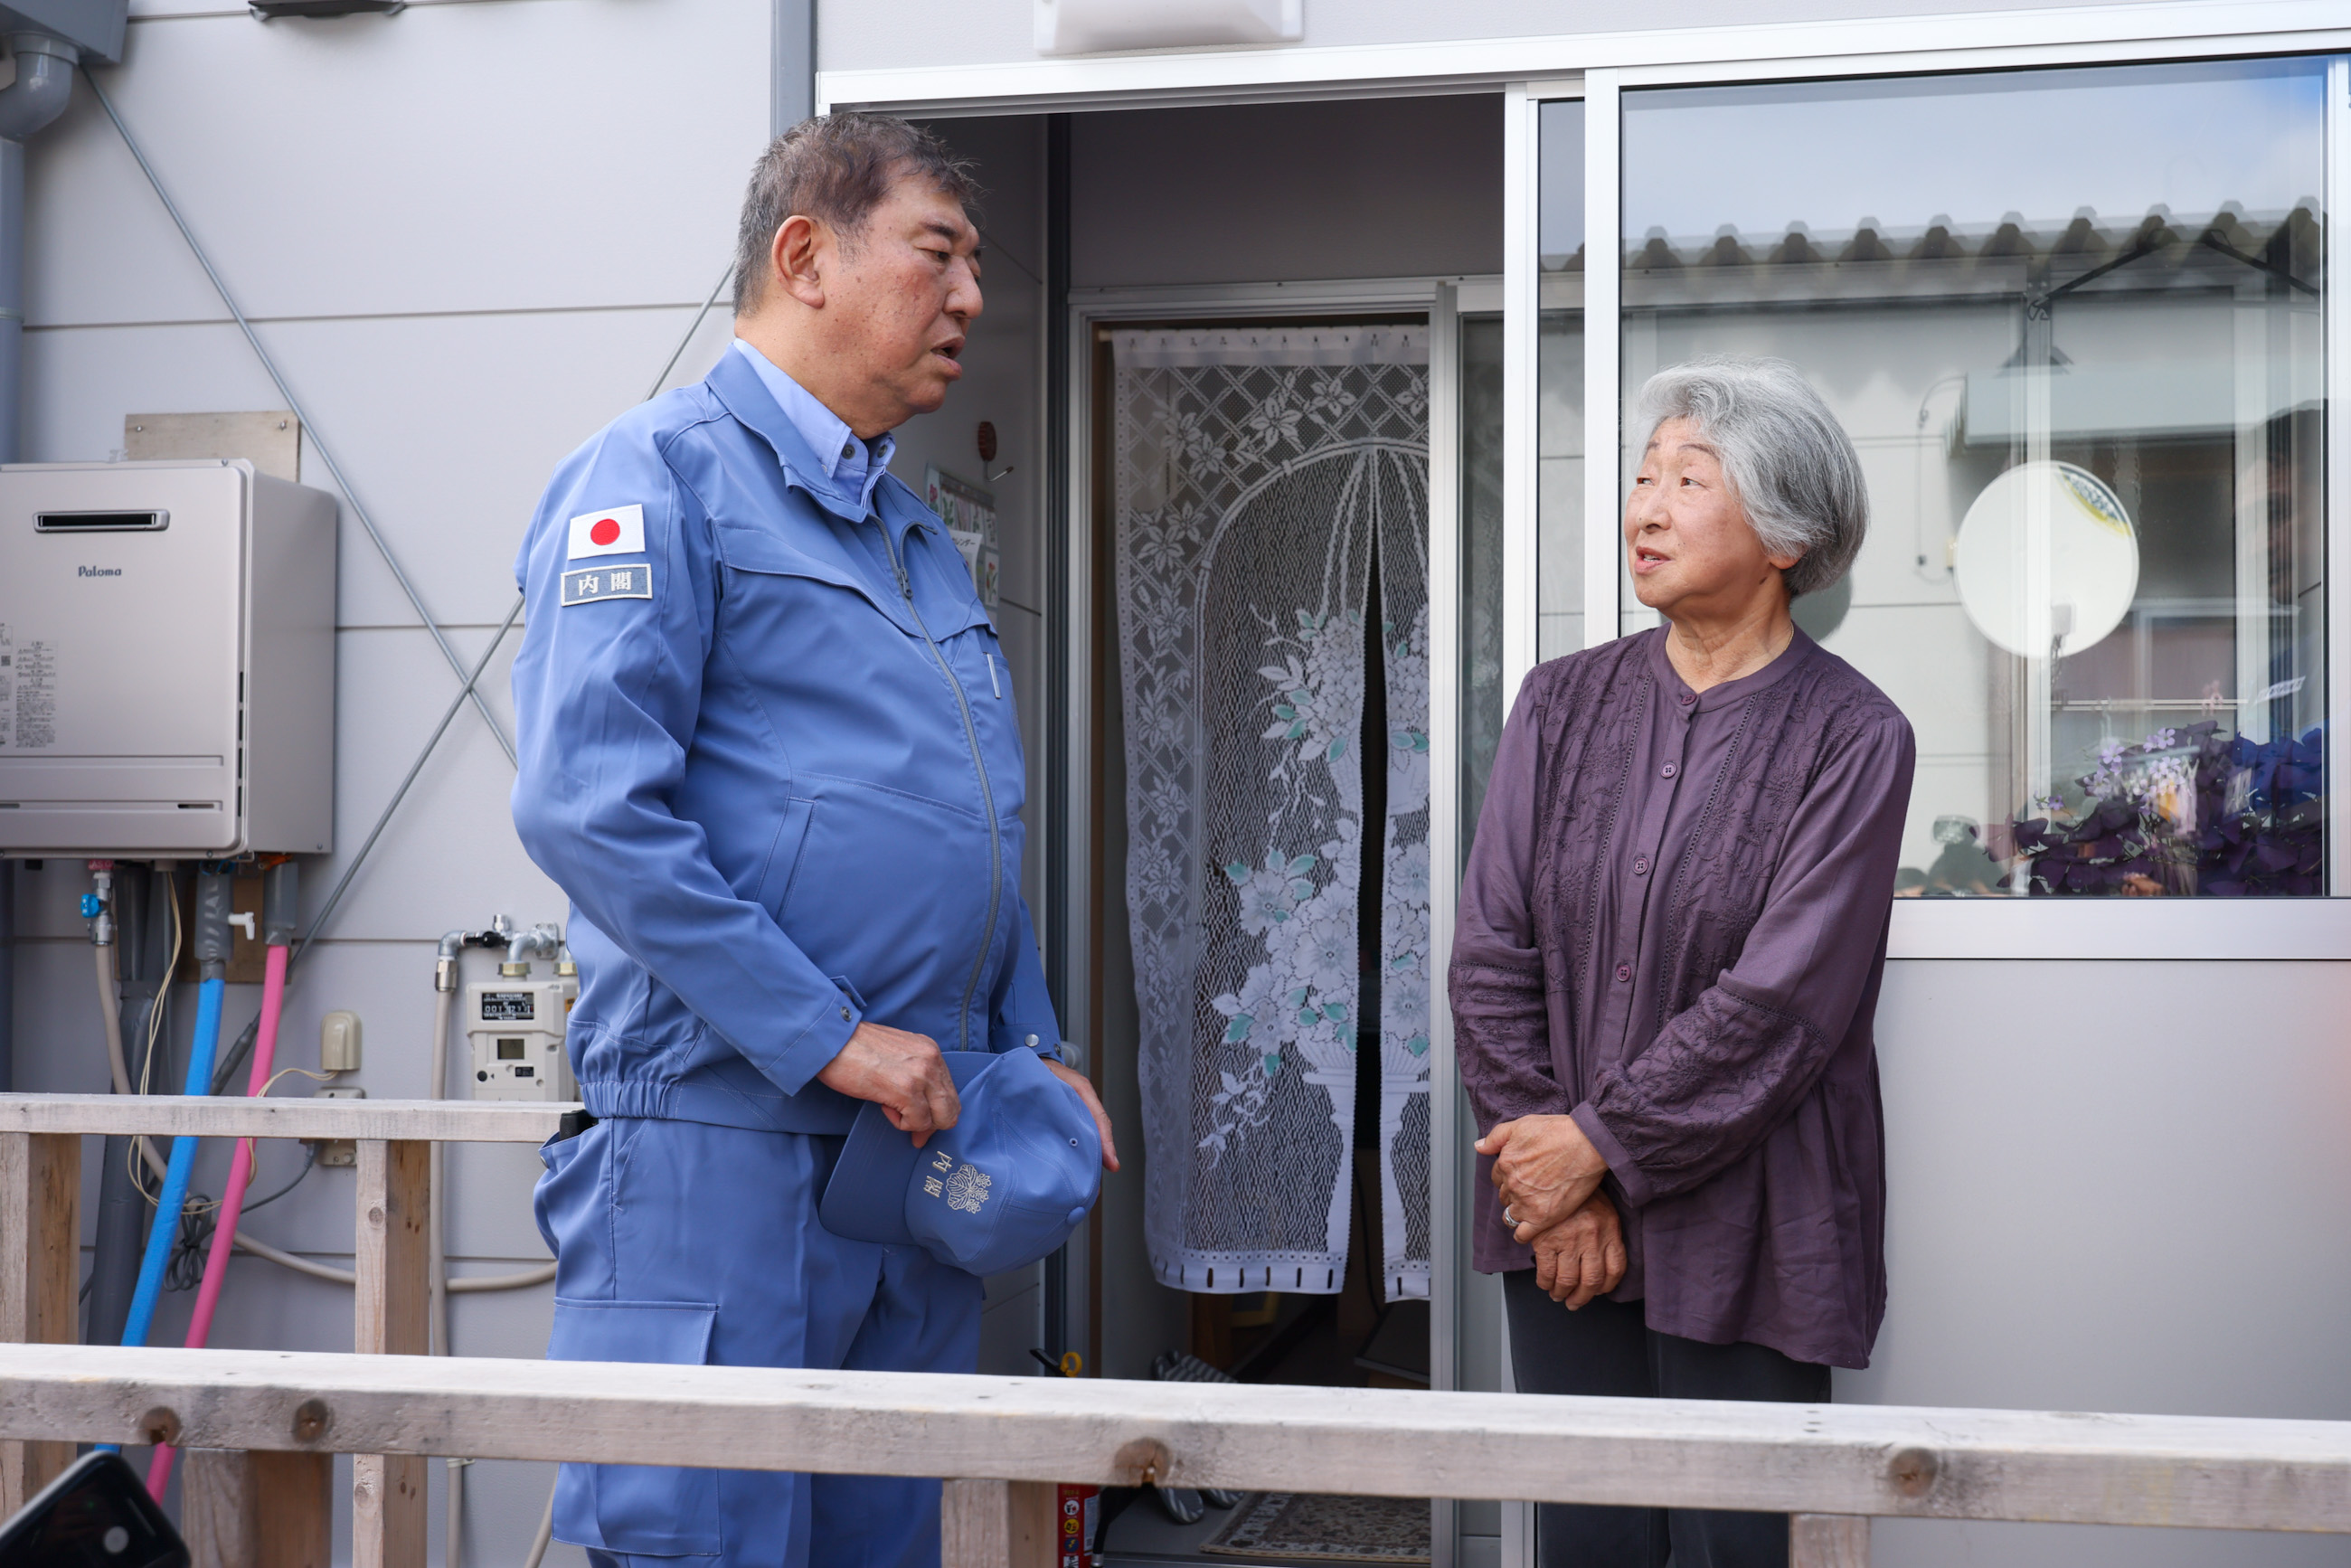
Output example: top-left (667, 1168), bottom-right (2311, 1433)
top-left (1502, 1270), bottom-right (1832, 1568)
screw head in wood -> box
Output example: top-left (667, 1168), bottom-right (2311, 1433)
top-left (1112, 1436), bottom-right (1173, 1488)
top-left (1888, 1446), bottom-right (1940, 1498)
top-left (139, 1406), bottom-right (181, 1447)
top-left (292, 1398), bottom-right (332, 1442)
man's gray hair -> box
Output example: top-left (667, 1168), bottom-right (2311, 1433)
top-left (732, 113), bottom-right (981, 315)
top-left (1634, 356), bottom-right (1867, 598)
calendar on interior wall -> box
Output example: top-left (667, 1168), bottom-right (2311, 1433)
top-left (926, 465), bottom-right (999, 613)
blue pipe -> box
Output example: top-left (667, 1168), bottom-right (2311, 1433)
top-left (118, 975), bottom-right (224, 1350)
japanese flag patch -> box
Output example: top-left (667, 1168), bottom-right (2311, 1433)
top-left (567, 504), bottom-right (645, 560)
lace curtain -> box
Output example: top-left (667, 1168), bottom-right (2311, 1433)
top-left (1113, 325), bottom-right (1432, 1302)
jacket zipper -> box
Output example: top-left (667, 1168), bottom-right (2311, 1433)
top-left (883, 521), bottom-right (1001, 1053)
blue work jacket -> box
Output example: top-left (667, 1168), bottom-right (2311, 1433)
top-left (510, 348), bottom-right (1060, 1135)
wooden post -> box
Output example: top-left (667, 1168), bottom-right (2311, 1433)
top-left (352, 1139), bottom-right (430, 1568)
top-left (1791, 1513), bottom-right (1870, 1568)
top-left (184, 1448), bottom-right (333, 1568)
top-left (0, 1130), bottom-right (80, 1513)
top-left (941, 1478), bottom-right (1059, 1568)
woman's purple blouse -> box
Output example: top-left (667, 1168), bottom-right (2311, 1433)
top-left (1450, 627), bottom-right (1914, 1369)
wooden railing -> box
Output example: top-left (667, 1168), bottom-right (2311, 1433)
top-left (7, 1096), bottom-right (2351, 1568)
top-left (0, 1093), bottom-right (565, 1567)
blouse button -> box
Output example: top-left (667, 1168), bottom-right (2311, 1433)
top-left (1614, 962), bottom-right (1632, 984)
top-left (1661, 761), bottom-right (1678, 779)
top-left (1677, 692), bottom-right (1695, 706)
top-left (1633, 855), bottom-right (1649, 875)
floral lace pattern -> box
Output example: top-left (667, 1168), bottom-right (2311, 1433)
top-left (1112, 327), bottom-right (1432, 1299)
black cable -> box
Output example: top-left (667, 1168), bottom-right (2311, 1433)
top-left (240, 1144), bottom-right (318, 1215)
top-left (165, 1195), bottom-right (213, 1292)
top-left (159, 1146), bottom-right (318, 1292)
top-left (208, 1013), bottom-right (260, 1098)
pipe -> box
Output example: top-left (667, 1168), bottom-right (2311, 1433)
top-left (524, 1479), bottom-right (556, 1568)
top-left (0, 33), bottom-right (77, 468)
top-left (86, 862), bottom-right (123, 1091)
top-left (148, 864), bottom-right (298, 1500)
top-left (94, 946), bottom-right (121, 1089)
top-left (87, 865), bottom-right (166, 1346)
top-left (0, 860), bottom-right (13, 1094)
top-left (430, 984), bottom-right (452, 1353)
top-left (116, 868), bottom-right (232, 1365)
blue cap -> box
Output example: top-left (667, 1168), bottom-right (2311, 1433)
top-left (818, 1049), bottom-right (1102, 1276)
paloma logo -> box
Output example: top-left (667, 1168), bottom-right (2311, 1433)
top-left (77, 565), bottom-right (122, 578)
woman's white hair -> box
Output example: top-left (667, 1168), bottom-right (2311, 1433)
top-left (1635, 356), bottom-right (1867, 598)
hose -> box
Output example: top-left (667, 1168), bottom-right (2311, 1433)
top-left (524, 1478), bottom-right (557, 1568)
top-left (430, 982), bottom-right (459, 1565)
top-left (94, 943), bottom-right (123, 1093)
top-left (430, 985), bottom-right (452, 1355)
top-left (116, 975), bottom-right (224, 1359)
top-left (146, 940), bottom-right (290, 1501)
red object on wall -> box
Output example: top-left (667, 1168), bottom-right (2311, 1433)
top-left (1056, 1483), bottom-right (1100, 1567)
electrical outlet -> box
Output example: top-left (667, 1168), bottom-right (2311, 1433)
top-left (309, 1084), bottom-right (364, 1167)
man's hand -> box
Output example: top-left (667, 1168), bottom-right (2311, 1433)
top-left (817, 1023), bottom-right (959, 1146)
top-left (1044, 1059), bottom-right (1120, 1172)
top-left (1530, 1193), bottom-right (1627, 1308)
top-left (1476, 1114), bottom-right (1610, 1244)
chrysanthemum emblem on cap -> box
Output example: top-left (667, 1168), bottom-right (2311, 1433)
top-left (945, 1163), bottom-right (993, 1214)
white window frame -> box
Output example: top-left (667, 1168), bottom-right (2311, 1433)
top-left (1541, 43), bottom-right (2351, 961)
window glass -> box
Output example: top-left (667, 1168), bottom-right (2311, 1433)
top-left (1538, 100), bottom-right (1587, 662)
top-left (1622, 59), bottom-right (2329, 896)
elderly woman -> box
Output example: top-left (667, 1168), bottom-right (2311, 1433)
top-left (1451, 357), bottom-right (1914, 1568)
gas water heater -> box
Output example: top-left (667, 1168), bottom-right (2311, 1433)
top-left (0, 459), bottom-right (336, 857)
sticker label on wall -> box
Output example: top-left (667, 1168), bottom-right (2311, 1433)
top-left (0, 626), bottom-right (54, 750)
top-left (566, 504), bottom-right (646, 560)
top-left (561, 564), bottom-right (652, 607)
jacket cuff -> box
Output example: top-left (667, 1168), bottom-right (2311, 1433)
top-left (766, 985), bottom-right (864, 1096)
top-left (1571, 1100), bottom-right (1652, 1209)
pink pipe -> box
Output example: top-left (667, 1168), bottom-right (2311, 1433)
top-left (147, 940), bottom-right (288, 1502)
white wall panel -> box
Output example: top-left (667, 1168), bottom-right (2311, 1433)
top-left (1846, 956), bottom-right (2351, 1568)
top-left (26, 305), bottom-right (738, 628)
top-left (32, 0), bottom-right (765, 326)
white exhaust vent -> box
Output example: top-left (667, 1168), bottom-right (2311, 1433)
top-left (1035, 0), bottom-right (1300, 55)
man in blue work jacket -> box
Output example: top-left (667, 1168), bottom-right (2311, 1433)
top-left (510, 113), bottom-right (1116, 1568)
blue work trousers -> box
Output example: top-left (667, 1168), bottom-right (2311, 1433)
top-left (536, 1116), bottom-right (982, 1567)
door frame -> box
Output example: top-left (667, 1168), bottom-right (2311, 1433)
top-left (1063, 277), bottom-right (1467, 1527)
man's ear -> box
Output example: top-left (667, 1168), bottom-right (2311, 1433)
top-left (769, 213), bottom-right (826, 310)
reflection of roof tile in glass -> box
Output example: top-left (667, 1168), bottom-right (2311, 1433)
top-left (1613, 203), bottom-right (2321, 296)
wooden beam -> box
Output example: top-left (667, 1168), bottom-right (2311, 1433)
top-left (0, 1093), bottom-right (568, 1144)
top-left (2, 1346), bottom-right (2347, 1535)
top-left (353, 1139), bottom-right (430, 1568)
top-left (942, 1478), bottom-right (1058, 1568)
top-left (1792, 1513), bottom-right (1870, 1568)
top-left (0, 1131), bottom-right (79, 1513)
top-left (183, 1449), bottom-right (333, 1568)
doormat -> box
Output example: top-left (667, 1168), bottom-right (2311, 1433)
top-left (1201, 1492), bottom-right (1430, 1563)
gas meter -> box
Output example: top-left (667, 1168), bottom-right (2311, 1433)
top-left (464, 973), bottom-right (578, 1100)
